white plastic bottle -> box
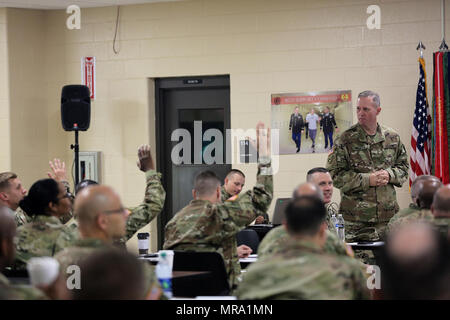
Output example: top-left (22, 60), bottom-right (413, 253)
top-left (156, 251), bottom-right (173, 299)
top-left (336, 214), bottom-right (345, 242)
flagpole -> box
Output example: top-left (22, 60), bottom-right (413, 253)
top-left (440, 0), bottom-right (448, 51)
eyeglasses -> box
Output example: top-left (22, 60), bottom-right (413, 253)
top-left (56, 192), bottom-right (73, 202)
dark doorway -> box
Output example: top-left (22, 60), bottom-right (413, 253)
top-left (155, 75), bottom-right (231, 249)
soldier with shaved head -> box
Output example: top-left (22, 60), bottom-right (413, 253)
top-left (388, 178), bottom-right (442, 231)
top-left (431, 184), bottom-right (450, 238)
top-left (236, 196), bottom-right (370, 300)
top-left (258, 182), bottom-right (352, 259)
top-left (388, 175), bottom-right (442, 229)
top-left (55, 185), bottom-right (161, 300)
top-left (381, 222), bottom-right (449, 299)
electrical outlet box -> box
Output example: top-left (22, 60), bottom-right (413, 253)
top-left (78, 151), bottom-right (101, 183)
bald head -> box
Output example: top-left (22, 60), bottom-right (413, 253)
top-left (388, 222), bottom-right (438, 262)
top-left (411, 175), bottom-right (441, 203)
top-left (416, 179), bottom-right (443, 209)
top-left (292, 182), bottom-right (323, 201)
top-left (382, 222), bottom-right (449, 299)
top-left (0, 206), bottom-right (16, 268)
top-left (432, 184), bottom-right (450, 217)
top-left (75, 185), bottom-right (118, 224)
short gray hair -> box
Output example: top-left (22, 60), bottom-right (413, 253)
top-left (358, 90), bottom-right (380, 107)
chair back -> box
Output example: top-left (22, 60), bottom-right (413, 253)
top-left (236, 228), bottom-right (260, 253)
top-left (172, 251), bottom-right (230, 297)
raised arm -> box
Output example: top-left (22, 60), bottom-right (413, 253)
top-left (125, 145), bottom-right (166, 240)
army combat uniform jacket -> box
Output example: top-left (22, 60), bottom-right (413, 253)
top-left (327, 123), bottom-right (409, 223)
top-left (235, 238), bottom-right (370, 300)
top-left (14, 215), bottom-right (79, 270)
top-left (66, 169), bottom-right (166, 243)
top-left (257, 225), bottom-right (349, 259)
top-left (0, 272), bottom-right (47, 300)
top-left (164, 158), bottom-right (272, 288)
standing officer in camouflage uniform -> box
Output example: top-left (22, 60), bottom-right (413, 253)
top-left (236, 196), bottom-right (369, 300)
top-left (55, 184), bottom-right (162, 300)
top-left (327, 91), bottom-right (409, 247)
top-left (164, 123), bottom-right (273, 289)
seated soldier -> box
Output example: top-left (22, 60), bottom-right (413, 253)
top-left (431, 184), bottom-right (450, 238)
top-left (0, 172), bottom-right (29, 226)
top-left (163, 123), bottom-right (272, 289)
top-left (258, 182), bottom-right (351, 259)
top-left (389, 178), bottom-right (442, 230)
top-left (73, 249), bottom-right (151, 300)
top-left (14, 179), bottom-right (78, 270)
top-left (67, 144), bottom-right (166, 246)
top-left (381, 221), bottom-right (450, 299)
top-left (388, 175), bottom-right (441, 229)
top-left (0, 206), bottom-right (46, 300)
top-left (54, 185), bottom-right (161, 300)
top-left (236, 196), bottom-right (370, 300)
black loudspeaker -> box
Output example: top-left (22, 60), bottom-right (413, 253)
top-left (61, 85), bottom-right (91, 131)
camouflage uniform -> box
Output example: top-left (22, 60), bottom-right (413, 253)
top-left (14, 215), bottom-right (79, 270)
top-left (14, 207), bottom-right (31, 227)
top-left (387, 203), bottom-right (420, 232)
top-left (0, 272), bottom-right (47, 300)
top-left (54, 238), bottom-right (161, 299)
top-left (235, 238), bottom-right (370, 300)
top-left (221, 187), bottom-right (269, 223)
top-left (164, 158), bottom-right (273, 288)
top-left (433, 216), bottom-right (449, 238)
top-left (257, 226), bottom-right (348, 258)
top-left (326, 123), bottom-right (409, 242)
top-left (388, 211), bottom-right (449, 238)
top-left (65, 170), bottom-right (166, 246)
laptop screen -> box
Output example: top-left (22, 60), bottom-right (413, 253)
top-left (271, 198), bottom-right (291, 225)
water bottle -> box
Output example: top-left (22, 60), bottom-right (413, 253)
top-left (336, 214), bottom-right (345, 242)
top-left (156, 252), bottom-right (173, 299)
top-left (330, 213), bottom-right (338, 235)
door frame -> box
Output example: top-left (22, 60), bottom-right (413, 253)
top-left (155, 75), bottom-right (231, 249)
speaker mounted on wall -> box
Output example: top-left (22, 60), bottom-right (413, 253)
top-left (61, 85), bottom-right (91, 131)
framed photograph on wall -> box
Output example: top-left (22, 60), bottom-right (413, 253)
top-left (271, 90), bottom-right (353, 155)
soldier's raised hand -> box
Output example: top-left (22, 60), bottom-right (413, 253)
top-left (256, 122), bottom-right (271, 158)
top-left (47, 158), bottom-right (67, 181)
top-left (136, 144), bottom-right (155, 172)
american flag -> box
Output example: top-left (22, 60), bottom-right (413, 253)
top-left (409, 58), bottom-right (431, 187)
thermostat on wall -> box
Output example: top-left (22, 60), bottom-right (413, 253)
top-left (78, 151), bottom-right (101, 183)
